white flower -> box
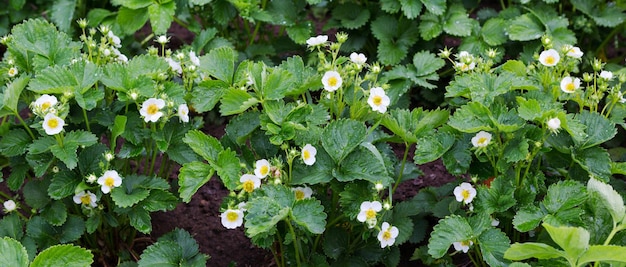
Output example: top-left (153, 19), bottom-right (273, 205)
top-left (238, 202), bottom-right (247, 212)
top-left (322, 71), bottom-right (342, 92)
top-left (471, 131), bottom-right (492, 148)
top-left (240, 174), bottom-right (261, 193)
top-left (97, 170), bottom-right (122, 194)
top-left (455, 62), bottom-right (475, 72)
top-left (73, 191), bottom-right (97, 208)
top-left (368, 87), bottom-right (391, 113)
top-left (453, 182), bottom-right (477, 204)
top-left (301, 144), bottom-right (317, 166)
top-left (539, 49), bottom-right (560, 67)
top-left (34, 94), bottom-right (58, 112)
top-left (112, 48), bottom-right (128, 63)
top-left (375, 182), bottom-right (384, 191)
top-left (104, 152), bottom-right (115, 161)
top-left (102, 49), bottom-right (111, 57)
top-left (491, 218), bottom-right (500, 227)
top-left (7, 67), bottom-right (18, 77)
top-left (189, 51), bottom-right (200, 66)
top-left (564, 45), bottom-right (583, 58)
top-left (165, 57), bottom-right (182, 74)
top-left (156, 35), bottom-right (169, 44)
top-left (618, 91), bottom-right (626, 104)
top-left (350, 52), bottom-right (367, 65)
top-left (86, 174), bottom-right (97, 184)
top-left (293, 186), bottom-right (313, 200)
top-left (547, 117), bottom-right (561, 133)
top-left (177, 104), bottom-right (189, 123)
top-left (107, 31), bottom-right (121, 47)
top-left (139, 98), bottom-right (166, 123)
top-left (378, 222), bottom-right (399, 248)
top-left (357, 201), bottom-right (382, 227)
top-left (42, 113), bottom-right (65, 135)
top-left (306, 35), bottom-right (328, 47)
top-left (254, 159), bottom-right (271, 178)
top-left (600, 70), bottom-right (613, 80)
top-left (3, 200), bottom-right (16, 212)
top-left (453, 240), bottom-right (473, 253)
top-left (221, 209), bottom-right (244, 229)
top-left (560, 76), bottom-right (580, 93)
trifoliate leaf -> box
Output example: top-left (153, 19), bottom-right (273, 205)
top-left (479, 228), bottom-right (511, 267)
top-left (475, 177), bottom-right (516, 214)
top-left (41, 200), bottom-right (67, 226)
top-left (147, 1), bottom-right (175, 35)
top-left (291, 198), bottom-right (327, 234)
top-left (0, 214), bottom-right (24, 240)
top-left (575, 111), bottom-right (617, 149)
top-left (192, 80), bottom-right (227, 113)
top-left (286, 22), bottom-right (312, 44)
top-left (399, 0), bottom-right (422, 19)
top-left (442, 140), bottom-right (472, 175)
top-left (137, 240), bottom-right (182, 267)
top-left (111, 187), bottom-right (150, 208)
top-left (336, 145), bottom-right (392, 185)
top-left (31, 244), bottom-right (92, 267)
top-left (50, 142), bottom-right (80, 170)
top-left (199, 46), bottom-right (237, 84)
top-left (571, 0), bottom-right (626, 27)
top-left (516, 97), bottom-right (542, 121)
top-left (322, 119), bottom-right (367, 163)
top-left (378, 41), bottom-right (408, 66)
top-left (448, 101), bottom-right (494, 133)
top-left (507, 14), bottom-right (544, 41)
top-left (543, 223), bottom-right (589, 261)
top-left (0, 237), bottom-right (28, 267)
top-left (428, 215), bottom-right (473, 258)
top-left (28, 61), bottom-right (100, 95)
top-left (219, 88), bottom-right (258, 116)
top-left (178, 162), bottom-right (213, 203)
top-left (413, 131), bottom-right (455, 164)
top-left (278, 56), bottom-right (319, 96)
top-left (587, 178), bottom-right (625, 226)
top-left (182, 130), bottom-right (223, 163)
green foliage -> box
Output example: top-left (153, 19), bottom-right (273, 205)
top-left (137, 228), bottom-right (208, 267)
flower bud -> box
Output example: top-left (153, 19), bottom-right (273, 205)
top-left (77, 19), bottom-right (88, 29)
top-left (336, 32), bottom-right (348, 43)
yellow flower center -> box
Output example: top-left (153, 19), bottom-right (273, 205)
top-left (373, 95), bottom-right (383, 106)
top-left (8, 68), bottom-right (17, 76)
top-left (328, 77), bottom-right (338, 87)
top-left (461, 189), bottom-right (471, 200)
top-left (366, 209), bottom-right (377, 219)
top-left (47, 118), bottom-right (59, 129)
top-left (303, 150), bottom-right (311, 160)
top-left (147, 104), bottom-right (159, 115)
top-left (41, 102), bottom-right (52, 110)
top-left (226, 211), bottom-right (239, 222)
top-left (243, 180), bottom-right (255, 193)
top-left (545, 56), bottom-right (555, 65)
top-left (382, 230), bottom-right (392, 240)
top-left (460, 63), bottom-right (469, 71)
top-left (461, 240), bottom-right (471, 246)
top-left (295, 190), bottom-right (305, 200)
top-left (80, 195), bottom-right (92, 205)
top-left (104, 177), bottom-right (116, 187)
top-left (478, 137), bottom-right (488, 145)
top-left (260, 165), bottom-right (269, 176)
top-left (565, 82), bottom-right (576, 92)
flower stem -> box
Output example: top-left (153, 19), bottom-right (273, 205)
top-left (82, 108), bottom-right (91, 132)
top-left (14, 111), bottom-right (35, 140)
top-left (392, 142), bottom-right (410, 194)
top-left (286, 218), bottom-right (302, 267)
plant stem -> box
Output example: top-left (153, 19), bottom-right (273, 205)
top-left (392, 142), bottom-right (410, 194)
top-left (82, 108), bottom-right (91, 132)
top-left (286, 218), bottom-right (302, 267)
top-left (14, 111), bottom-right (35, 140)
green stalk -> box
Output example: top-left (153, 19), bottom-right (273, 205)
top-left (392, 142), bottom-right (410, 194)
top-left (14, 111), bottom-right (35, 140)
top-left (286, 218), bottom-right (302, 267)
top-left (82, 108), bottom-right (91, 132)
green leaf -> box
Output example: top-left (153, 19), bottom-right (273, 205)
top-left (478, 228), bottom-right (511, 267)
top-left (261, 68), bottom-right (294, 100)
top-left (199, 46), bottom-right (236, 84)
top-left (421, 0), bottom-right (446, 15)
top-left (413, 51), bottom-right (445, 76)
top-left (0, 214), bottom-right (24, 240)
top-left (332, 3), bottom-right (370, 29)
top-left (504, 242), bottom-right (564, 261)
top-left (138, 241), bottom-right (181, 267)
top-left (291, 146), bottom-right (334, 185)
top-left (573, 146), bottom-right (612, 182)
top-left (178, 162), bottom-right (213, 203)
top-left (513, 205), bottom-right (546, 232)
top-left (507, 14), bottom-right (544, 41)
top-left (215, 149), bottom-right (241, 191)
top-left (575, 111), bottom-right (617, 149)
top-left (48, 171), bottom-right (81, 200)
top-left (50, 142), bottom-right (79, 170)
top-left (192, 80), bottom-right (227, 113)
top-left (418, 12), bottom-right (442, 40)
top-left (321, 119), bottom-right (367, 163)
top-left (587, 178), bottom-right (625, 226)
top-left (148, 1), bottom-right (175, 35)
top-left (129, 207), bottom-right (152, 233)
top-left (516, 97), bottom-right (542, 121)
top-left (448, 102), bottom-right (494, 133)
top-left (413, 131), bottom-right (455, 164)
top-left (399, 0), bottom-right (422, 19)
top-left (443, 5), bottom-right (474, 37)
top-left (28, 61), bottom-right (100, 95)
top-left (481, 18), bottom-right (508, 46)
top-left (66, 130), bottom-right (98, 147)
top-left (291, 198), bottom-right (327, 234)
top-left (428, 215), bottom-right (473, 258)
top-left (41, 200), bottom-right (67, 226)
top-left (543, 223), bottom-right (589, 262)
top-left (476, 177), bottom-right (516, 214)
top-left (378, 40), bottom-right (407, 66)
top-left (219, 88), bottom-right (259, 116)
top-left (50, 0), bottom-right (77, 32)
top-left (323, 227), bottom-right (349, 259)
top-left (578, 245), bottom-right (626, 265)
top-left (31, 244), bottom-right (93, 267)
top-left (0, 237), bottom-right (28, 267)
top-left (111, 187), bottom-right (150, 208)
top-left (2, 75), bottom-right (29, 113)
top-left (0, 129), bottom-right (31, 157)
top-left (245, 197), bottom-right (290, 237)
top-left (182, 130), bottom-right (223, 163)
top-left (117, 7), bottom-right (149, 34)
top-left (571, 0), bottom-right (626, 27)
top-left (543, 180), bottom-right (587, 214)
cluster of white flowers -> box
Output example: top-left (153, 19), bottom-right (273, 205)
top-left (138, 98), bottom-right (189, 123)
top-left (30, 94), bottom-right (66, 135)
top-left (454, 51), bottom-right (476, 72)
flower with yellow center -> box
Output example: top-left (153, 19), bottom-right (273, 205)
top-left (42, 113), bottom-right (65, 135)
top-left (453, 240), bottom-right (473, 253)
top-left (73, 191), bottom-right (97, 208)
top-left (539, 49), bottom-right (560, 67)
top-left (368, 87), bottom-right (391, 113)
top-left (322, 71), bottom-right (342, 92)
top-left (254, 159), bottom-right (271, 178)
top-left (350, 52), bottom-right (367, 66)
top-left (7, 67), bottom-right (18, 77)
top-left (178, 103), bottom-right (189, 122)
top-left (357, 201), bottom-right (382, 227)
top-left (471, 131), bottom-right (492, 148)
top-left (453, 182), bottom-right (477, 204)
top-left (301, 144), bottom-right (317, 166)
top-left (560, 76), bottom-right (580, 93)
top-left (37, 93), bottom-right (59, 112)
top-left (97, 170), bottom-right (122, 194)
top-left (221, 209), bottom-right (244, 229)
top-left (563, 45), bottom-right (583, 58)
top-left (240, 174), bottom-right (261, 193)
top-left (292, 186), bottom-right (313, 200)
top-left (139, 98), bottom-right (166, 122)
top-left (377, 222), bottom-right (399, 248)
